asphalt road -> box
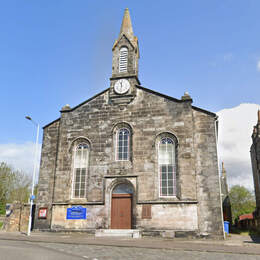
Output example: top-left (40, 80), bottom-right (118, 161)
top-left (1, 240), bottom-right (260, 260)
top-left (0, 240), bottom-right (82, 260)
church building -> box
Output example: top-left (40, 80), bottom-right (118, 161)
top-left (34, 9), bottom-right (224, 238)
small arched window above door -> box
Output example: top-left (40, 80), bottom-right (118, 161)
top-left (113, 183), bottom-right (134, 194)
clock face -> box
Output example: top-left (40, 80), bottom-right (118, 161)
top-left (114, 79), bottom-right (130, 94)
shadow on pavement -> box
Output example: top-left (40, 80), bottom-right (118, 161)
top-left (248, 230), bottom-right (260, 244)
top-left (229, 226), bottom-right (260, 244)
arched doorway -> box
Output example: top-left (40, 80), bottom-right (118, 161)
top-left (111, 183), bottom-right (133, 229)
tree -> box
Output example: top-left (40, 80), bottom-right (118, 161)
top-left (0, 162), bottom-right (31, 215)
top-left (229, 185), bottom-right (256, 223)
top-left (9, 170), bottom-right (31, 203)
top-left (0, 162), bottom-right (15, 213)
top-left (32, 184), bottom-right (38, 203)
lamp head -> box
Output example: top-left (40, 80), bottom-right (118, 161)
top-left (25, 116), bottom-right (32, 121)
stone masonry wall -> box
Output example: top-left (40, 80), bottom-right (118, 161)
top-left (4, 204), bottom-right (30, 233)
top-left (251, 144), bottom-right (260, 212)
top-left (51, 205), bottom-right (105, 230)
top-left (112, 35), bottom-right (137, 78)
top-left (251, 123), bottom-right (260, 216)
top-left (34, 120), bottom-right (60, 230)
top-left (193, 110), bottom-right (224, 237)
top-left (35, 86), bottom-right (223, 237)
top-left (53, 88), bottom-right (197, 204)
top-left (136, 204), bottom-right (198, 230)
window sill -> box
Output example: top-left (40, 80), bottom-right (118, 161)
top-left (159, 195), bottom-right (177, 198)
top-left (110, 160), bottom-right (133, 169)
top-left (137, 200), bottom-right (198, 205)
top-left (52, 201), bottom-right (104, 205)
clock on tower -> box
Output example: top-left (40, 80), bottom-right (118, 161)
top-left (114, 79), bottom-right (130, 94)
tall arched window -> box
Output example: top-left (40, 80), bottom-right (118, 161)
top-left (158, 137), bottom-right (176, 196)
top-left (119, 47), bottom-right (128, 73)
top-left (116, 128), bottom-right (130, 160)
top-left (72, 143), bottom-right (89, 198)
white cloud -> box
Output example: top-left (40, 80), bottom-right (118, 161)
top-left (223, 53), bottom-right (233, 62)
top-left (209, 53), bottom-right (233, 67)
top-left (257, 60), bottom-right (260, 72)
top-left (217, 103), bottom-right (260, 191)
top-left (0, 142), bottom-right (41, 180)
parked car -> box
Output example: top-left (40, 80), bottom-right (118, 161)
top-left (5, 204), bottom-right (12, 217)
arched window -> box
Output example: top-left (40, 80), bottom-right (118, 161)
top-left (72, 143), bottom-right (89, 198)
top-left (119, 47), bottom-right (128, 73)
top-left (158, 137), bottom-right (176, 196)
top-left (116, 128), bottom-right (130, 161)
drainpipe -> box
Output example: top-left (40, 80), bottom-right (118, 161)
top-left (215, 116), bottom-right (225, 239)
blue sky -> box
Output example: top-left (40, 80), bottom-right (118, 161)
top-left (0, 1), bottom-right (260, 188)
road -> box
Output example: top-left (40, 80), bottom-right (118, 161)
top-left (0, 240), bottom-right (260, 260)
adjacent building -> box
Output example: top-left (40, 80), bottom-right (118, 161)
top-left (34, 9), bottom-right (224, 238)
top-left (220, 162), bottom-right (232, 223)
top-left (251, 110), bottom-right (260, 219)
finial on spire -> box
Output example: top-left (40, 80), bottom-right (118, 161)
top-left (119, 8), bottom-right (134, 37)
top-left (181, 91), bottom-right (193, 102)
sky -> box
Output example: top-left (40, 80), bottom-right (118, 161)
top-left (0, 1), bottom-right (259, 190)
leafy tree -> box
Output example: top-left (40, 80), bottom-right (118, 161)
top-left (33, 184), bottom-right (38, 203)
top-left (0, 203), bottom-right (5, 215)
top-left (229, 185), bottom-right (256, 223)
top-left (0, 162), bottom-right (31, 215)
top-left (0, 163), bottom-right (15, 211)
top-left (9, 170), bottom-right (31, 203)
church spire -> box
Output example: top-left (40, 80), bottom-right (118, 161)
top-left (109, 8), bottom-right (140, 104)
top-left (119, 8), bottom-right (134, 38)
top-left (221, 162), bottom-right (226, 178)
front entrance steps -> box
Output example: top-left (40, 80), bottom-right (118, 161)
top-left (95, 229), bottom-right (141, 238)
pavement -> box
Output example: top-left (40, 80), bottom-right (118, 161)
top-left (0, 231), bottom-right (260, 256)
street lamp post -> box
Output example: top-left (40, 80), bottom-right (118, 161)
top-left (25, 116), bottom-right (40, 236)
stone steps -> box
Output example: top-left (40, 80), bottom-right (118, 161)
top-left (95, 229), bottom-right (141, 238)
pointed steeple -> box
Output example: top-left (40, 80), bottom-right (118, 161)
top-left (110, 8), bottom-right (140, 100)
top-left (112, 8), bottom-right (138, 52)
top-left (221, 161), bottom-right (229, 201)
top-left (119, 8), bottom-right (134, 38)
top-left (221, 162), bottom-right (226, 178)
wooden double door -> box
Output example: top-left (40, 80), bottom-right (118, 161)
top-left (111, 193), bottom-right (132, 229)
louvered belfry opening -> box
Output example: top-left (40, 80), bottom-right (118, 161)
top-left (119, 47), bottom-right (128, 73)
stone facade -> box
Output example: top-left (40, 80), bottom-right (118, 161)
top-left (251, 110), bottom-right (260, 218)
top-left (34, 9), bottom-right (224, 238)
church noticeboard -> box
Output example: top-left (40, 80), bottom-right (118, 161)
top-left (38, 208), bottom-right (48, 219)
top-left (66, 206), bottom-right (87, 220)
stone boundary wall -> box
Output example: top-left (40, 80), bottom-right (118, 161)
top-left (4, 203), bottom-right (30, 233)
top-left (0, 216), bottom-right (5, 230)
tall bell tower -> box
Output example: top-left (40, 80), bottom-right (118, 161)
top-left (109, 8), bottom-right (140, 104)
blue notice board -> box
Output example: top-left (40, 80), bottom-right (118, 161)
top-left (67, 206), bottom-right (87, 220)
